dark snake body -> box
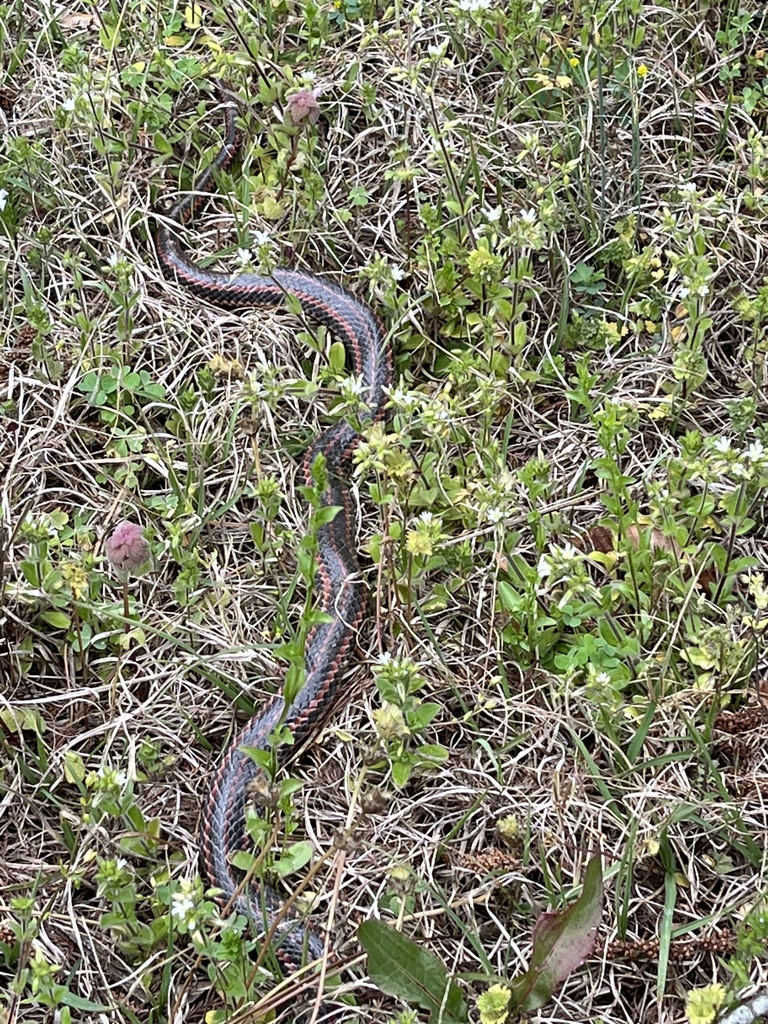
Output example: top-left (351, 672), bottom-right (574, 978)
top-left (155, 84), bottom-right (392, 969)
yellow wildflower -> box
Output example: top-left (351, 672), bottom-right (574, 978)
top-left (477, 984), bottom-right (511, 1024)
top-left (62, 561), bottom-right (90, 600)
top-left (406, 531), bottom-right (433, 557)
top-left (372, 702), bottom-right (410, 741)
top-left (685, 984), bottom-right (726, 1024)
top-left (466, 246), bottom-right (502, 280)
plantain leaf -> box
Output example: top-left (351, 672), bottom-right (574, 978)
top-left (508, 853), bottom-right (603, 1012)
top-left (359, 920), bottom-right (468, 1024)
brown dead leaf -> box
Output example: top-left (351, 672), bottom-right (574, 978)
top-left (583, 525), bottom-right (614, 553)
top-left (59, 11), bottom-right (99, 30)
top-left (624, 523), bottom-right (680, 555)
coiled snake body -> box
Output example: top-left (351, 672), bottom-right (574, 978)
top-left (156, 84), bottom-right (392, 970)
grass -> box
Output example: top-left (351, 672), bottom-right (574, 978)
top-left (2, 0), bottom-right (768, 1022)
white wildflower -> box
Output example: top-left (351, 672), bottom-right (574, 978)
top-left (171, 878), bottom-right (199, 925)
top-left (95, 765), bottom-right (128, 785)
top-left (341, 375), bottom-right (367, 397)
top-left (389, 387), bottom-right (420, 410)
top-left (428, 42), bottom-right (449, 58)
top-left (431, 406), bottom-right (451, 422)
top-left (171, 893), bottom-right (195, 921)
top-left (559, 542), bottom-right (582, 561)
top-left (537, 553), bottom-right (553, 579)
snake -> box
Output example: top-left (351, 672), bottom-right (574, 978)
top-left (155, 83), bottom-right (392, 973)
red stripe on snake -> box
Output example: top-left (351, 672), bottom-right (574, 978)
top-left (155, 82), bottom-right (392, 975)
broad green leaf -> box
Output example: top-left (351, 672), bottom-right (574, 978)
top-left (329, 341), bottom-right (347, 373)
top-left (64, 751), bottom-right (86, 784)
top-left (278, 778), bottom-right (304, 800)
top-left (408, 702), bottom-right (441, 730)
top-left (261, 195), bottom-right (285, 220)
top-left (302, 608), bottom-right (335, 627)
top-left (273, 840), bottom-right (313, 878)
top-left (297, 547), bottom-right (316, 576)
top-left (418, 743), bottom-right (449, 764)
top-left (391, 759), bottom-right (412, 788)
top-left (40, 610), bottom-right (71, 629)
top-left (497, 580), bottom-right (523, 613)
top-left (0, 706), bottom-right (45, 734)
top-left (508, 853), bottom-right (603, 1012)
top-left (359, 920), bottom-right (468, 1024)
top-left (514, 321), bottom-right (527, 349)
top-left (61, 991), bottom-right (112, 1012)
top-left (20, 560), bottom-right (39, 586)
top-left (239, 745), bottom-right (273, 769)
top-left (231, 850), bottom-right (258, 873)
top-left (314, 504), bottom-right (342, 527)
top-left (125, 803), bottom-right (145, 832)
top-left (154, 132), bottom-right (174, 155)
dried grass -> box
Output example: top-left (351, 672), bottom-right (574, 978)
top-left (2, 3), bottom-right (768, 1023)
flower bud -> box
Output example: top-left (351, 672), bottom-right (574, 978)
top-left (285, 89), bottom-right (321, 125)
top-left (105, 521), bottom-right (151, 575)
